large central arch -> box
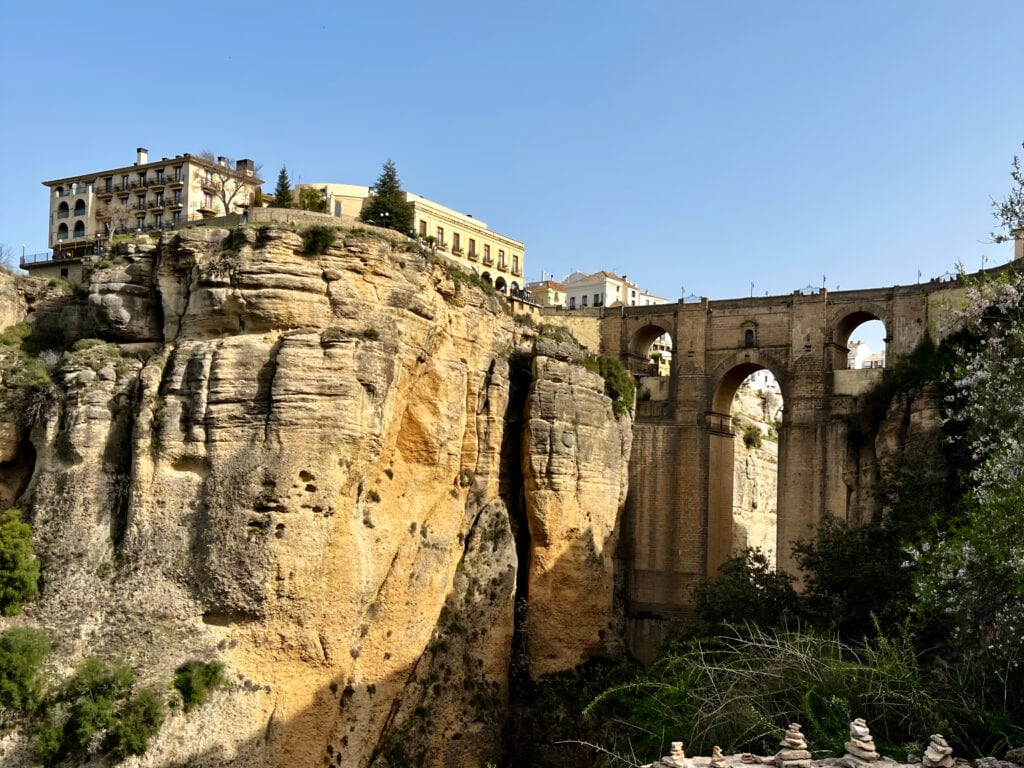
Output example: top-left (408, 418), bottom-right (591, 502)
top-left (706, 351), bottom-right (787, 576)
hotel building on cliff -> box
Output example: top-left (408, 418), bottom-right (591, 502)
top-left (296, 183), bottom-right (526, 296)
top-left (27, 148), bottom-right (262, 281)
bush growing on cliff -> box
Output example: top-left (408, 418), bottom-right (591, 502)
top-left (35, 657), bottom-right (165, 765)
top-left (37, 658), bottom-right (134, 764)
top-left (0, 509), bottom-right (40, 616)
top-left (301, 225), bottom-right (336, 254)
top-left (583, 355), bottom-right (635, 416)
top-left (173, 659), bottom-right (226, 712)
top-left (0, 627), bottom-right (51, 718)
top-left (108, 687), bottom-right (165, 757)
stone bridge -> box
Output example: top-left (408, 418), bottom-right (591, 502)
top-left (567, 275), bottom-right (975, 658)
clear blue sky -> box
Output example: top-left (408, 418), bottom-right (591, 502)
top-left (2, 1), bottom-right (1022, 304)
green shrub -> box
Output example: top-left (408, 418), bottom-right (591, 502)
top-left (583, 355), bottom-right (635, 416)
top-left (37, 658), bottom-right (136, 765)
top-left (741, 423), bottom-right (763, 449)
top-left (301, 225), bottom-right (336, 255)
top-left (696, 548), bottom-right (798, 631)
top-left (0, 509), bottom-right (40, 616)
top-left (363, 327), bottom-right (380, 341)
top-left (108, 687), bottom-right (164, 757)
top-left (793, 516), bottom-right (914, 639)
top-left (173, 659), bottom-right (226, 712)
top-left (0, 626), bottom-right (51, 715)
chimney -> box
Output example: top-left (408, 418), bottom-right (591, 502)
top-left (236, 159), bottom-right (255, 176)
top-left (217, 156), bottom-right (228, 167)
top-left (136, 147), bottom-right (148, 165)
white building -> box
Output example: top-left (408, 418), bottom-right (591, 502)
top-left (561, 270), bottom-right (669, 310)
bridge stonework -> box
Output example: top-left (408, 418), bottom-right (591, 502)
top-left (588, 277), bottom-right (971, 661)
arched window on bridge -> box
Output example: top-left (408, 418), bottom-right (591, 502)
top-left (836, 312), bottom-right (887, 370)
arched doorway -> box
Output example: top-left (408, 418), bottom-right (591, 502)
top-left (494, 276), bottom-right (508, 294)
top-left (707, 360), bottom-right (785, 576)
top-left (480, 271), bottom-right (492, 286)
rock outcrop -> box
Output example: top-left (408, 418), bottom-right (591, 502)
top-left (0, 225), bottom-right (632, 768)
top-left (731, 379), bottom-right (780, 563)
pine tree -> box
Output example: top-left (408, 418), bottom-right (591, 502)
top-left (273, 165), bottom-right (292, 208)
top-left (360, 159), bottom-right (413, 234)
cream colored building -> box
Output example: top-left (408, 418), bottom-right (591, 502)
top-left (298, 183), bottom-right (526, 295)
top-left (525, 279), bottom-right (567, 307)
top-left (29, 148), bottom-right (262, 281)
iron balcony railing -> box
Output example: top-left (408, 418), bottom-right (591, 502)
top-left (20, 251), bottom-right (55, 267)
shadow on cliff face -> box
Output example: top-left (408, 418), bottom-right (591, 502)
top-left (118, 498), bottom-right (519, 768)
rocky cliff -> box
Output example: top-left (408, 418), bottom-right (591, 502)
top-left (730, 380), bottom-right (781, 564)
top-left (0, 226), bottom-right (632, 768)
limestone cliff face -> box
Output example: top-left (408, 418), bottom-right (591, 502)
top-left (730, 381), bottom-right (780, 563)
top-left (522, 340), bottom-right (632, 677)
top-left (0, 227), bottom-right (631, 768)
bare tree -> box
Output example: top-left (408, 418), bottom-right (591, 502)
top-left (98, 198), bottom-right (136, 236)
top-left (0, 243), bottom-right (13, 273)
top-left (196, 151), bottom-right (263, 216)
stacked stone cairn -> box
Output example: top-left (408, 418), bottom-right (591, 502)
top-left (921, 735), bottom-right (954, 768)
top-left (843, 718), bottom-right (880, 766)
top-left (654, 741), bottom-right (693, 768)
top-left (712, 746), bottom-right (727, 767)
top-left (775, 723), bottom-right (812, 768)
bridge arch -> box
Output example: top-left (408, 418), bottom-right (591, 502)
top-left (706, 349), bottom-right (788, 577)
top-left (831, 303), bottom-right (890, 369)
top-left (627, 323), bottom-right (674, 377)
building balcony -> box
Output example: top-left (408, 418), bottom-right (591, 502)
top-left (512, 267), bottom-right (523, 277)
top-left (56, 211), bottom-right (70, 219)
top-left (437, 242), bottom-right (449, 252)
top-left (149, 200), bottom-right (165, 209)
top-left (150, 178), bottom-right (166, 188)
top-left (452, 246), bottom-right (464, 256)
top-left (96, 187), bottom-right (114, 198)
top-left (168, 200), bottom-right (184, 208)
top-left (482, 256), bottom-right (493, 266)
top-left (168, 177), bottom-right (184, 186)
top-left (20, 251), bottom-right (57, 267)
top-left (467, 250), bottom-right (479, 261)
top-left (497, 262), bottom-right (507, 271)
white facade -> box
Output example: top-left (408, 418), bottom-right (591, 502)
top-left (562, 270), bottom-right (669, 310)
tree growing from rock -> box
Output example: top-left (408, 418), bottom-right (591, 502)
top-left (360, 159), bottom-right (413, 234)
top-left (0, 509), bottom-right (39, 616)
